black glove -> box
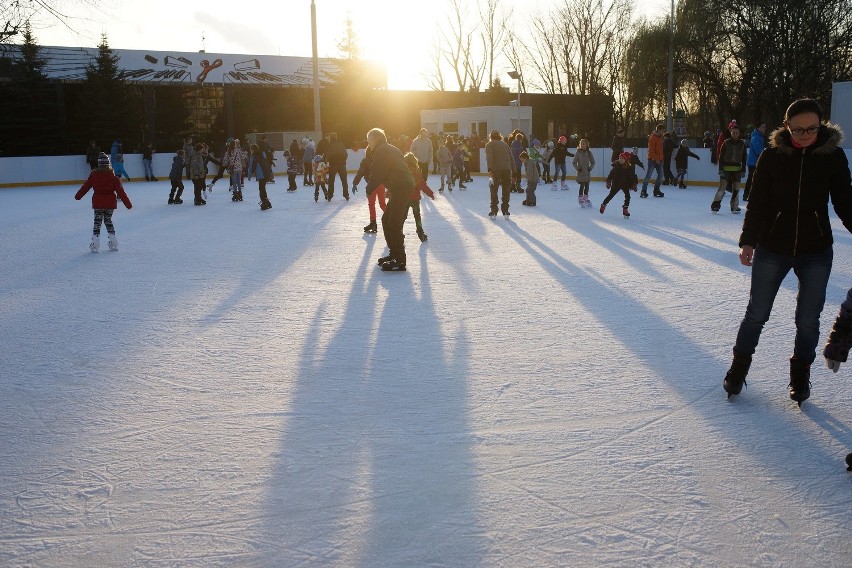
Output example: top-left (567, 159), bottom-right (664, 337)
top-left (824, 311), bottom-right (852, 373)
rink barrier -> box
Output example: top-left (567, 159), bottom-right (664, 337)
top-left (3, 148), bottom-right (852, 188)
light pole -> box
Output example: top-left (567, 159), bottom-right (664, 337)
top-left (507, 70), bottom-right (520, 132)
top-left (311, 0), bottom-right (322, 135)
top-left (666, 0), bottom-right (674, 133)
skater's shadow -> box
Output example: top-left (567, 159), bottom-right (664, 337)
top-left (261, 231), bottom-right (484, 565)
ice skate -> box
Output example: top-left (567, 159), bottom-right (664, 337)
top-left (260, 199), bottom-right (272, 211)
top-left (723, 350), bottom-right (751, 398)
top-left (584, 195), bottom-right (593, 208)
top-left (364, 220), bottom-right (378, 234)
top-left (107, 233), bottom-right (118, 251)
top-left (788, 357), bottom-right (811, 407)
top-left (417, 228), bottom-right (428, 242)
top-left (380, 258), bottom-right (406, 271)
top-left (711, 200), bottom-right (721, 213)
top-left (578, 194), bottom-right (585, 207)
top-left (599, 203), bottom-right (606, 214)
top-left (89, 234), bottom-right (100, 253)
top-left (377, 254), bottom-right (393, 266)
top-left (653, 190), bottom-right (665, 197)
top-left (551, 183), bottom-right (558, 191)
top-left (622, 206), bottom-right (630, 218)
top-left (731, 206), bottom-right (742, 214)
top-left (560, 180), bottom-right (568, 190)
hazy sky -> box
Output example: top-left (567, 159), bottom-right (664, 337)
top-left (34, 0), bottom-right (673, 90)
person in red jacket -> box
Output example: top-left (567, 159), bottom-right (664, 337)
top-left (404, 152), bottom-right (436, 242)
top-left (75, 152), bottom-right (133, 252)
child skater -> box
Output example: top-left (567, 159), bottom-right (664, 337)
top-left (353, 148), bottom-right (387, 233)
top-left (313, 154), bottom-right (329, 202)
top-left (436, 139), bottom-right (453, 192)
top-left (674, 139), bottom-right (700, 188)
top-left (284, 150), bottom-right (299, 192)
top-left (572, 138), bottom-right (595, 207)
top-left (404, 152), bottom-right (436, 242)
top-left (112, 150), bottom-right (132, 182)
top-left (549, 135), bottom-right (575, 190)
top-left (223, 139), bottom-right (247, 202)
top-left (168, 149), bottom-right (185, 204)
top-left (75, 152), bottom-right (132, 252)
top-left (520, 151), bottom-right (539, 206)
top-left (600, 151), bottom-right (637, 218)
top-left (452, 141), bottom-right (467, 189)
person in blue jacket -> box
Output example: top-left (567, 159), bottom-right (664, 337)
top-left (743, 123), bottom-right (766, 200)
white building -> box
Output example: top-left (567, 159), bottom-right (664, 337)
top-left (831, 82), bottom-right (852, 148)
top-left (420, 106), bottom-right (532, 139)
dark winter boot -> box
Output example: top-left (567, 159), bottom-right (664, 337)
top-left (788, 356), bottom-right (811, 406)
top-left (168, 190), bottom-right (175, 204)
top-left (380, 258), bottom-right (406, 272)
top-left (174, 189), bottom-right (184, 204)
top-left (723, 350), bottom-right (752, 398)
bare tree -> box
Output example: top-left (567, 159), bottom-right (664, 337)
top-left (1, 0), bottom-right (100, 42)
top-left (478, 0), bottom-right (511, 89)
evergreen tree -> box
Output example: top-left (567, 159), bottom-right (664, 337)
top-left (69, 34), bottom-right (142, 153)
top-left (0, 21), bottom-right (60, 156)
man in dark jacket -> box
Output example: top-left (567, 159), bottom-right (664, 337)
top-left (326, 132), bottom-right (349, 201)
top-left (366, 128), bottom-right (414, 271)
top-left (662, 132), bottom-right (676, 185)
top-left (610, 128), bottom-right (625, 163)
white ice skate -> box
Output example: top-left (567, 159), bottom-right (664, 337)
top-left (89, 234), bottom-right (100, 253)
top-left (107, 233), bottom-right (118, 251)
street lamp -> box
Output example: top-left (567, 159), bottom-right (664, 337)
top-left (507, 70), bottom-right (520, 133)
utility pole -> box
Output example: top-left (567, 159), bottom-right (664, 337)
top-left (508, 70), bottom-right (521, 132)
top-left (666, 0), bottom-right (674, 132)
top-left (311, 0), bottom-right (322, 135)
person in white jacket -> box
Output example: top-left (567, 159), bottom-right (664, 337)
top-left (410, 128), bottom-right (434, 182)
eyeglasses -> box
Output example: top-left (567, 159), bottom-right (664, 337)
top-left (788, 124), bottom-right (820, 136)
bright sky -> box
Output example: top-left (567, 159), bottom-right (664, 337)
top-left (35, 0), bottom-right (672, 91)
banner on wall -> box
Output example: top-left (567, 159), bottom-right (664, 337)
top-left (0, 45), bottom-right (386, 88)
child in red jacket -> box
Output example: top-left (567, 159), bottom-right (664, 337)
top-left (75, 153), bottom-right (133, 252)
top-left (404, 152), bottom-right (436, 242)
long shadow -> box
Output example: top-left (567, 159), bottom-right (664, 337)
top-left (198, 200), bottom-right (347, 328)
top-left (494, 218), bottom-right (849, 495)
top-left (263, 233), bottom-right (483, 565)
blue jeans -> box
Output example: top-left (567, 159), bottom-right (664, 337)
top-left (143, 159), bottom-right (154, 179)
top-left (734, 246), bottom-right (833, 364)
top-left (642, 159), bottom-right (662, 192)
top-left (554, 162), bottom-right (567, 180)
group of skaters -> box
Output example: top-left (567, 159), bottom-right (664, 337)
top-left (73, 99), bottom-right (852, 466)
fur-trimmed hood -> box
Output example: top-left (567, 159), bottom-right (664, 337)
top-left (769, 121), bottom-right (844, 155)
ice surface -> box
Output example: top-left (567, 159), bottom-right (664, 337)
top-left (1, 178), bottom-right (850, 567)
